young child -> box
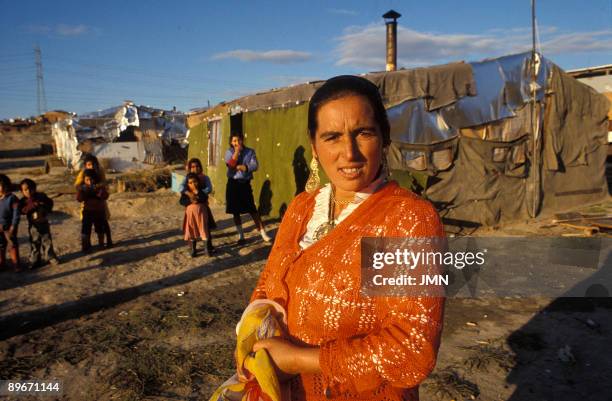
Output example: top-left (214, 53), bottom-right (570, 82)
top-left (74, 154), bottom-right (107, 186)
top-left (180, 172), bottom-right (215, 257)
top-left (0, 174), bottom-right (20, 270)
top-left (181, 158), bottom-right (217, 230)
top-left (76, 169), bottom-right (110, 253)
top-left (75, 154), bottom-right (112, 247)
top-left (19, 179), bottom-right (60, 268)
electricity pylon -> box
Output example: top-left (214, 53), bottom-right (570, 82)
top-left (34, 44), bottom-right (48, 115)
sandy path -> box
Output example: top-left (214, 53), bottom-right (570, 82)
top-left (0, 192), bottom-right (273, 325)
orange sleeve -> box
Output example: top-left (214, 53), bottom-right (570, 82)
top-left (319, 199), bottom-right (446, 395)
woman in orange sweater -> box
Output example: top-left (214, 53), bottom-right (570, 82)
top-left (244, 75), bottom-right (445, 401)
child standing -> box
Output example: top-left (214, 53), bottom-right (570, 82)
top-left (0, 174), bottom-right (20, 271)
top-left (76, 169), bottom-right (110, 253)
top-left (181, 158), bottom-right (217, 230)
top-left (19, 179), bottom-right (60, 268)
top-left (180, 172), bottom-right (215, 257)
top-left (74, 154), bottom-right (112, 247)
top-left (74, 154), bottom-right (107, 186)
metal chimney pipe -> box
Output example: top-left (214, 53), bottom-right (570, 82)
top-left (383, 10), bottom-right (401, 72)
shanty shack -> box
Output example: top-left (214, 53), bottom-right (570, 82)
top-left (567, 64), bottom-right (612, 152)
top-left (187, 51), bottom-right (610, 227)
top-left (51, 102), bottom-right (188, 171)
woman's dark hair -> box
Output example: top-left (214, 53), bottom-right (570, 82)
top-left (0, 174), bottom-right (11, 191)
top-left (187, 158), bottom-right (203, 172)
top-left (228, 132), bottom-right (244, 146)
top-left (83, 168), bottom-right (99, 184)
top-left (20, 178), bottom-right (36, 191)
top-left (307, 75), bottom-right (390, 147)
top-left (186, 172), bottom-right (200, 187)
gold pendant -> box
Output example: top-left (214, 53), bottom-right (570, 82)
top-left (313, 222), bottom-right (334, 240)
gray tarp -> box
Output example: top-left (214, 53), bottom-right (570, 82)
top-left (441, 53), bottom-right (550, 128)
top-left (425, 136), bottom-right (529, 226)
top-left (386, 53), bottom-right (551, 150)
top-left (138, 106), bottom-right (188, 142)
top-left (388, 98), bottom-right (458, 145)
top-left (381, 52), bottom-right (609, 226)
top-left (424, 62), bottom-right (610, 226)
top-left (76, 104), bottom-right (140, 142)
top-left (366, 61), bottom-right (475, 110)
top-left (231, 61), bottom-right (475, 113)
top-left (540, 64), bottom-right (610, 213)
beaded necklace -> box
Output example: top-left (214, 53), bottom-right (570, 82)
top-left (312, 186), bottom-right (354, 241)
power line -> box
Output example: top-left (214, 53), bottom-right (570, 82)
top-left (41, 55), bottom-right (264, 88)
top-left (0, 66), bottom-right (36, 72)
top-left (0, 87), bottom-right (214, 102)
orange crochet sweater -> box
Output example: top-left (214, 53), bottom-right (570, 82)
top-left (250, 181), bottom-right (445, 401)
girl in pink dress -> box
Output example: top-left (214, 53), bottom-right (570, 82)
top-left (180, 172), bottom-right (215, 257)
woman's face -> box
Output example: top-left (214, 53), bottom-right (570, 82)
top-left (312, 95), bottom-right (383, 193)
top-left (85, 161), bottom-right (95, 170)
top-left (230, 136), bottom-right (243, 149)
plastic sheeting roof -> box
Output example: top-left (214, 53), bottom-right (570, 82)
top-left (387, 52), bottom-right (551, 145)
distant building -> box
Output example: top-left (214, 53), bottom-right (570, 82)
top-left (567, 64), bottom-right (612, 93)
top-left (51, 102), bottom-right (188, 171)
top-left (567, 65), bottom-right (612, 148)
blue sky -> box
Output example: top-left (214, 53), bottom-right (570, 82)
top-left (1, 0), bottom-right (611, 119)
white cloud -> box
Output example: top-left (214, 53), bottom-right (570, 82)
top-left (539, 30), bottom-right (612, 54)
top-left (56, 24), bottom-right (89, 36)
top-left (212, 49), bottom-right (312, 64)
top-left (24, 23), bottom-right (92, 37)
top-left (328, 8), bottom-right (358, 16)
top-left (334, 24), bottom-right (612, 69)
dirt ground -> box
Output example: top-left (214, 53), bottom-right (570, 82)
top-left (1, 129), bottom-right (611, 401)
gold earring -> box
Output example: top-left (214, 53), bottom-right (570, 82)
top-left (305, 157), bottom-right (320, 193)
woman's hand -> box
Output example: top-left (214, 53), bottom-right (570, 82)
top-left (232, 144), bottom-right (243, 158)
top-left (249, 338), bottom-right (299, 383)
top-left (235, 340), bottom-right (295, 383)
top-left (253, 338), bottom-right (321, 377)
top-left (253, 338), bottom-right (299, 374)
top-left (236, 164), bottom-right (247, 172)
